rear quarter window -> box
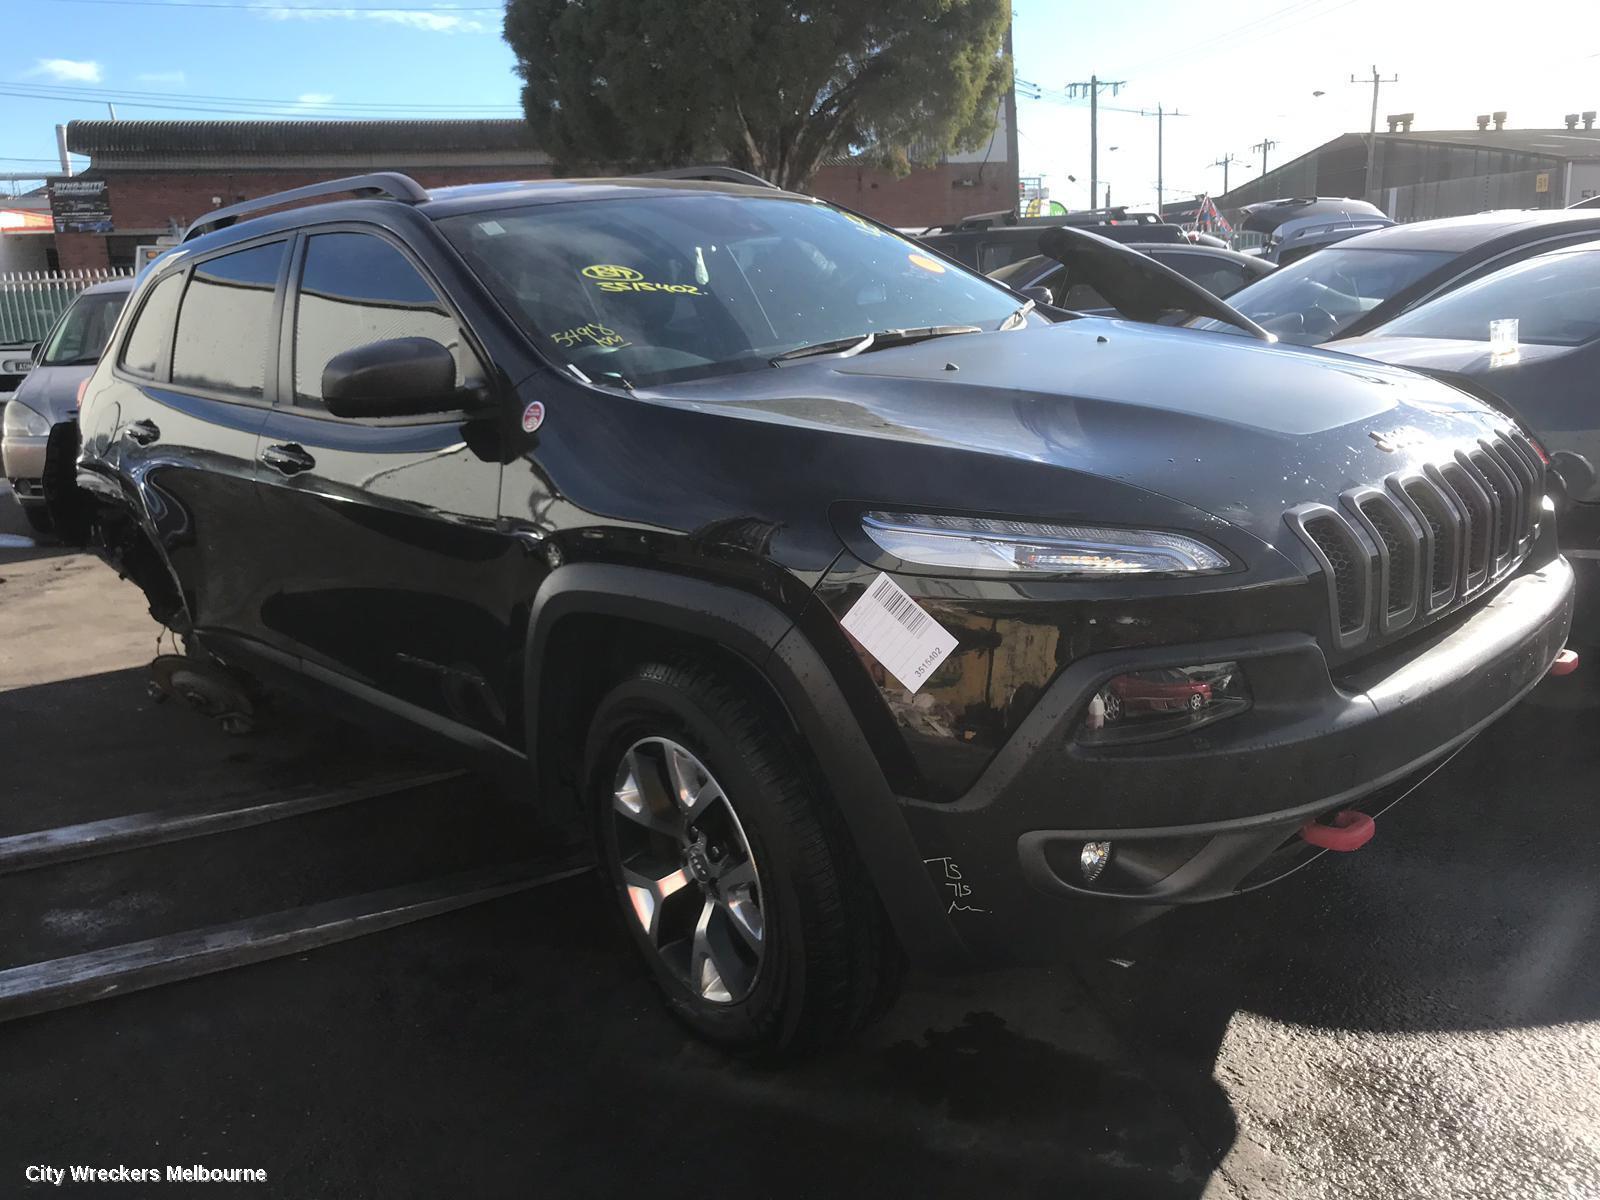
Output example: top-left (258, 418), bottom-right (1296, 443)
top-left (118, 273), bottom-right (184, 379)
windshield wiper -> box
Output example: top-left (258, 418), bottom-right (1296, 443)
top-left (770, 324), bottom-right (982, 366)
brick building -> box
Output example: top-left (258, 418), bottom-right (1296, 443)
top-left (55, 118), bottom-right (1019, 270)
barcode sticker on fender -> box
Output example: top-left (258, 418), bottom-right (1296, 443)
top-left (841, 573), bottom-right (959, 694)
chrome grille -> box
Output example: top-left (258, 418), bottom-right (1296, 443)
top-left (1287, 430), bottom-right (1545, 651)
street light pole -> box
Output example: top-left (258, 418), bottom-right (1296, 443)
top-left (1137, 104), bottom-right (1186, 217)
top-left (1066, 75), bottom-right (1126, 211)
top-left (1210, 153), bottom-right (1245, 198)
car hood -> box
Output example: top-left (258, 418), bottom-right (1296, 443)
top-left (10, 362), bottom-right (96, 424)
top-left (644, 320), bottom-right (1511, 549)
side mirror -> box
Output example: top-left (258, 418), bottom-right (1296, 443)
top-left (1019, 285), bottom-right (1055, 308)
top-left (29, 342), bottom-right (41, 364)
top-left (322, 337), bottom-right (462, 419)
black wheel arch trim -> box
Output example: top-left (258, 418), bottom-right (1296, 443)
top-left (522, 563), bottom-right (971, 970)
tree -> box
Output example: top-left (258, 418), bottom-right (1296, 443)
top-left (503, 0), bottom-right (1011, 192)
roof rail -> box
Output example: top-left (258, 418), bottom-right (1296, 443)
top-left (181, 171), bottom-right (429, 243)
top-left (631, 165), bottom-right (780, 190)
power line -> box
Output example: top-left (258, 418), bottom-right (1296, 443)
top-left (0, 82), bottom-right (521, 119)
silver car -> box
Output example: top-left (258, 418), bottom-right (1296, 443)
top-left (1, 279), bottom-right (132, 533)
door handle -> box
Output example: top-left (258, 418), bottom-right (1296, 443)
top-left (124, 419), bottom-right (160, 446)
top-left (260, 442), bottom-right (316, 476)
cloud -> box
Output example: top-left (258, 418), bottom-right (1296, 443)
top-left (295, 93), bottom-right (334, 109)
top-left (137, 69), bottom-right (187, 85)
top-left (27, 59), bottom-right (103, 83)
top-left (259, 5), bottom-right (486, 33)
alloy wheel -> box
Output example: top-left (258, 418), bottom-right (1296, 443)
top-left (610, 737), bottom-right (765, 1004)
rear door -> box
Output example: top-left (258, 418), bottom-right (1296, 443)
top-left (252, 226), bottom-right (514, 739)
top-left (109, 238), bottom-right (289, 641)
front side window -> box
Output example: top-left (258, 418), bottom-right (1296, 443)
top-left (118, 272), bottom-right (184, 378)
top-left (293, 232), bottom-right (469, 407)
top-left (40, 290), bottom-right (128, 367)
top-left (441, 194), bottom-right (1024, 387)
top-left (1373, 250), bottom-right (1600, 347)
top-left (1192, 247), bottom-right (1453, 344)
top-left (172, 241), bottom-right (286, 398)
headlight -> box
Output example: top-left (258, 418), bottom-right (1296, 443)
top-left (2, 401), bottom-right (49, 439)
top-left (861, 512), bottom-right (1229, 575)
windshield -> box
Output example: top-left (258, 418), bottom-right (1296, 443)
top-left (1373, 250), bottom-right (1600, 347)
top-left (440, 193), bottom-right (1024, 386)
top-left (39, 290), bottom-right (128, 367)
top-left (1190, 247), bottom-right (1451, 345)
top-left (988, 255), bottom-right (1049, 287)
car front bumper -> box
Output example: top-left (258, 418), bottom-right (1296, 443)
top-left (893, 556), bottom-right (1575, 965)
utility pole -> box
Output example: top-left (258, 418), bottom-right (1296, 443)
top-left (1065, 75), bottom-right (1126, 211)
top-left (1350, 65), bottom-right (1397, 202)
top-left (1210, 153), bottom-right (1245, 198)
top-left (1137, 104), bottom-right (1186, 216)
top-left (1252, 137), bottom-right (1277, 181)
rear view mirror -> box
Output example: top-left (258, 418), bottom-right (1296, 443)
top-left (322, 337), bottom-right (462, 418)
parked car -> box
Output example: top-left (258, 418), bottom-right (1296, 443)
top-left (1332, 240), bottom-right (1600, 636)
top-left (990, 240), bottom-right (1274, 311)
top-left (2, 278), bottom-right (132, 532)
top-left (1193, 209), bottom-right (1600, 345)
top-left (919, 207), bottom-right (1188, 273)
top-left (65, 170), bottom-right (1573, 1053)
top-left (1235, 196), bottom-right (1393, 265)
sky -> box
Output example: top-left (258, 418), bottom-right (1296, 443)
top-left (3, 0), bottom-right (1599, 207)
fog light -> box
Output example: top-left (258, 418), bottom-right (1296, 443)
top-left (1079, 661), bottom-right (1250, 745)
top-left (1080, 840), bottom-right (1112, 883)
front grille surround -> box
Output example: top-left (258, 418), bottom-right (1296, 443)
top-left (1287, 430), bottom-right (1544, 653)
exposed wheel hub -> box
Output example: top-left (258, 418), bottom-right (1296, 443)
top-left (609, 738), bottom-right (765, 1005)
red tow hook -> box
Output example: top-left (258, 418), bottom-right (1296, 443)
top-left (1549, 648), bottom-right (1580, 677)
top-left (1300, 810), bottom-right (1376, 852)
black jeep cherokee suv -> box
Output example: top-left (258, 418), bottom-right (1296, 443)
top-left (68, 171), bottom-right (1574, 1053)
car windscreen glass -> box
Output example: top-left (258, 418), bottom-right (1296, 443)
top-left (39, 290), bottom-right (127, 366)
top-left (1189, 247), bottom-right (1452, 344)
top-left (440, 194), bottom-right (1024, 386)
top-left (1372, 250), bottom-right (1600, 347)
top-left (988, 254), bottom-right (1050, 287)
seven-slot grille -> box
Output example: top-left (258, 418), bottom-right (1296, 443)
top-left (1286, 431), bottom-right (1546, 651)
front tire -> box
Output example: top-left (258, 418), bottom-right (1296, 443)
top-left (585, 659), bottom-right (902, 1055)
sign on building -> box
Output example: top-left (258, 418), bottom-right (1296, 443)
top-left (49, 179), bottom-right (113, 234)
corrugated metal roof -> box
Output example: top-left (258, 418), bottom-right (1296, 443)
top-left (66, 118), bottom-right (542, 156)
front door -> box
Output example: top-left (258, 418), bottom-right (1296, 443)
top-left (251, 227), bottom-right (515, 739)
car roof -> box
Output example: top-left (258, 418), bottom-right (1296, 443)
top-left (174, 174), bottom-right (819, 256)
top-left (1336, 208), bottom-right (1600, 252)
top-left (418, 175), bottom-right (808, 219)
top-left (79, 277), bottom-right (135, 296)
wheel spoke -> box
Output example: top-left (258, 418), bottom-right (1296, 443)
top-left (720, 891), bottom-right (764, 953)
top-left (690, 899), bottom-right (732, 1002)
top-left (716, 857), bottom-right (756, 893)
top-left (622, 863), bottom-right (691, 943)
top-left (667, 745), bottom-right (723, 823)
top-left (613, 749), bottom-right (681, 838)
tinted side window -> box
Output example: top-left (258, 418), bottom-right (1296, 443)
top-left (293, 232), bottom-right (465, 407)
top-left (171, 242), bottom-right (286, 398)
top-left (1159, 253), bottom-right (1253, 299)
top-left (118, 273), bottom-right (184, 378)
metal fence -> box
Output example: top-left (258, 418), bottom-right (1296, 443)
top-left (0, 268), bottom-right (133, 345)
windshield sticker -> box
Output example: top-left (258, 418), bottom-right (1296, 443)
top-left (581, 263), bottom-right (703, 295)
top-left (552, 322), bottom-right (631, 350)
top-left (907, 253), bottom-right (947, 274)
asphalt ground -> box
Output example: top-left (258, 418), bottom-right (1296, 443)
top-left (2, 484), bottom-right (1597, 1199)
